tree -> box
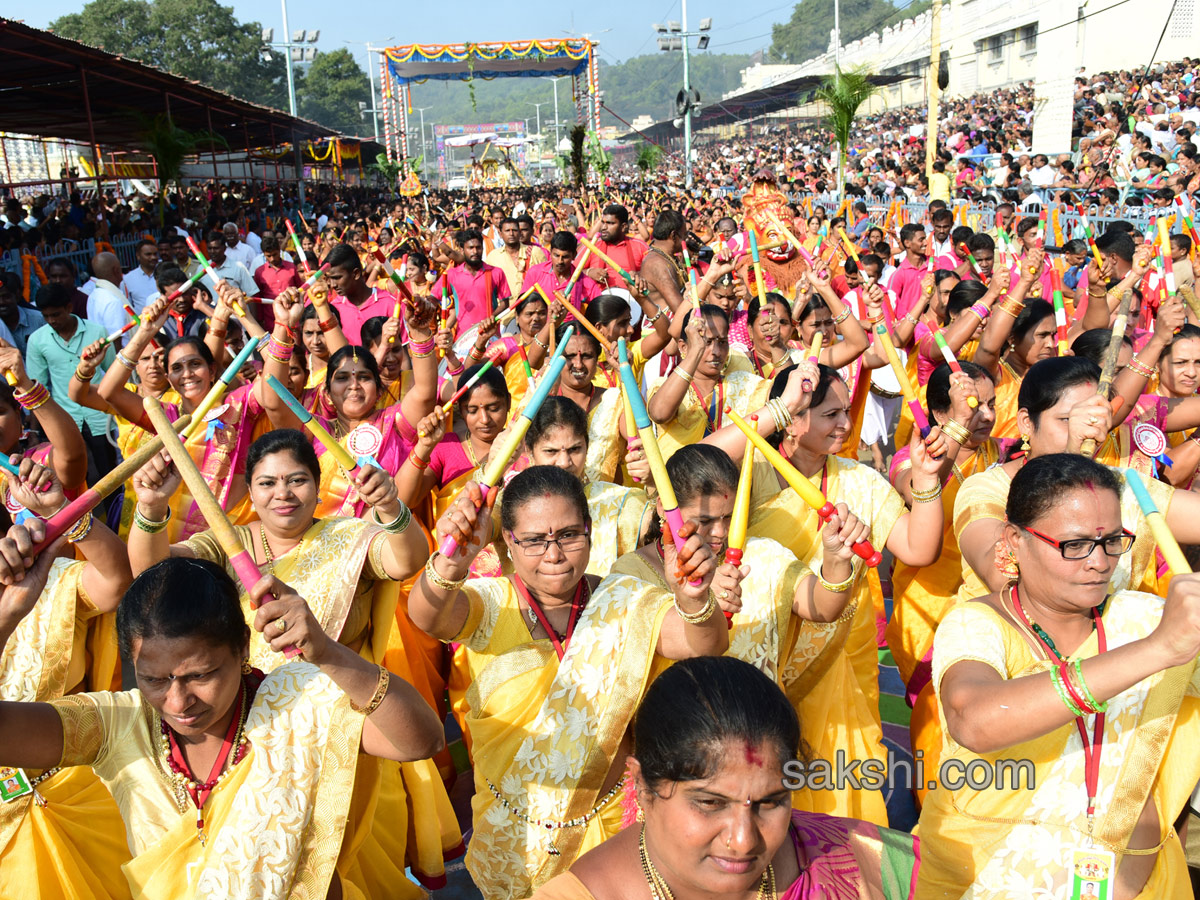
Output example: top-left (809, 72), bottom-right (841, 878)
top-left (568, 126), bottom-right (587, 189)
top-left (51, 0), bottom-right (286, 109)
top-left (815, 65), bottom-right (879, 202)
top-left (296, 48), bottom-right (371, 135)
top-left (770, 0), bottom-right (930, 64)
top-left (635, 143), bottom-right (663, 183)
top-left (365, 153), bottom-right (402, 193)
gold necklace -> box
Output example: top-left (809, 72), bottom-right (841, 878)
top-left (639, 826), bottom-right (775, 900)
top-left (260, 525), bottom-right (274, 567)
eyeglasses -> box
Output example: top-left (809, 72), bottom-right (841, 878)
top-left (1021, 526), bottom-right (1135, 560)
top-left (506, 528), bottom-right (590, 558)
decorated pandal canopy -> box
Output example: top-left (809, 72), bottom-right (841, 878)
top-left (375, 39), bottom-right (599, 162)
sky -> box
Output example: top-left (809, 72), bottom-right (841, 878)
top-left (21, 0), bottom-right (794, 66)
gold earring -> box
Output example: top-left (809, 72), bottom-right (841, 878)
top-left (241, 658), bottom-right (253, 675)
top-left (1019, 433), bottom-right (1031, 454)
top-left (995, 542), bottom-right (1020, 580)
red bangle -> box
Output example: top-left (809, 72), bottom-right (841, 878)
top-left (318, 317), bottom-right (338, 333)
top-left (407, 452), bottom-right (429, 471)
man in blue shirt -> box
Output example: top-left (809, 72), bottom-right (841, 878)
top-left (25, 283), bottom-right (116, 481)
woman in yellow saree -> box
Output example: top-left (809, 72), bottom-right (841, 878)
top-left (607, 444), bottom-right (866, 749)
top-left (127, 428), bottom-right (459, 894)
top-left (647, 306), bottom-right (770, 462)
top-left (0, 467), bottom-right (133, 900)
top-left (260, 291), bottom-right (440, 523)
top-left (0, 551), bottom-right (445, 900)
top-left (704, 361), bottom-right (946, 826)
top-left (919, 455), bottom-right (1200, 900)
top-left (534, 657), bottom-right (921, 900)
top-left (886, 360), bottom-right (1000, 807)
top-left (409, 465), bottom-right (730, 900)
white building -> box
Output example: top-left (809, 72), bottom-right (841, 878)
top-left (720, 0), bottom-right (1195, 147)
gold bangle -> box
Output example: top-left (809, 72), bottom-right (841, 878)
top-left (1126, 356), bottom-right (1157, 378)
top-left (674, 591), bottom-right (717, 625)
top-left (940, 419), bottom-right (972, 445)
top-left (817, 567), bottom-right (857, 593)
top-left (73, 367), bottom-right (95, 383)
top-left (673, 367), bottom-right (694, 385)
top-left (424, 551), bottom-right (466, 592)
top-left (350, 664), bottom-right (391, 715)
top-left (133, 505), bottom-right (171, 534)
top-left (910, 483), bottom-right (943, 503)
top-left (65, 513), bottom-right (94, 543)
top-left (831, 307), bottom-right (851, 325)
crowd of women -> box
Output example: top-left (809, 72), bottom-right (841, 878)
top-left (1, 164), bottom-right (1200, 900)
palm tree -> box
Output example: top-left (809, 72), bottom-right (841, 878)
top-left (815, 65), bottom-right (878, 203)
top-left (136, 114), bottom-right (227, 225)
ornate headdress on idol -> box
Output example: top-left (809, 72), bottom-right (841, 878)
top-left (742, 168), bottom-right (797, 266)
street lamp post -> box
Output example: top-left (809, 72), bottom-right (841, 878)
top-left (653, 7), bottom-right (712, 190)
top-left (529, 101), bottom-right (546, 180)
top-left (551, 78), bottom-right (562, 155)
top-left (415, 107), bottom-right (432, 183)
top-left (265, 0), bottom-right (319, 202)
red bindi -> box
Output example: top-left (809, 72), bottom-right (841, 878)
top-left (744, 742), bottom-right (764, 767)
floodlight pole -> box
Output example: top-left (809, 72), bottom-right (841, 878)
top-left (682, 0), bottom-right (692, 190)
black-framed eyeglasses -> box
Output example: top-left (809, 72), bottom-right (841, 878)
top-left (1022, 526), bottom-right (1135, 560)
top-left (506, 527), bottom-right (591, 558)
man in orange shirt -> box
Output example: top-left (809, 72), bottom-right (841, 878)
top-left (581, 204), bottom-right (648, 288)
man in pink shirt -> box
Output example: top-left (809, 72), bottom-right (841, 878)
top-left (522, 231), bottom-right (602, 310)
top-left (888, 223), bottom-right (931, 317)
top-left (432, 229), bottom-right (511, 333)
top-left (581, 204), bottom-right (648, 287)
top-left (253, 234), bottom-right (301, 329)
top-left (323, 243), bottom-right (397, 346)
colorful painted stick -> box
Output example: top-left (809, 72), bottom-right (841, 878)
top-left (1126, 469), bottom-right (1190, 575)
top-left (748, 230), bottom-right (768, 308)
top-left (181, 335), bottom-right (268, 440)
top-left (162, 268), bottom-right (206, 304)
top-left (30, 414), bottom-right (192, 556)
top-left (615, 338), bottom-right (701, 587)
top-left (723, 405), bottom-right (882, 566)
top-left (1077, 209), bottom-right (1105, 269)
top-left (439, 345), bottom-right (507, 413)
top-left (554, 291), bottom-right (615, 356)
top-left (563, 248), bottom-right (591, 299)
top-left (837, 227), bottom-right (860, 264)
top-left (1080, 285), bottom-right (1134, 457)
top-left (265, 374), bottom-right (359, 473)
top-left (1050, 269), bottom-right (1068, 356)
top-left (807, 333), bottom-right (823, 366)
top-left (933, 331), bottom-right (977, 408)
top-left (97, 320), bottom-right (137, 348)
top-left (438, 331), bottom-right (573, 558)
top-left (285, 219), bottom-right (312, 275)
top-left (874, 323), bottom-right (931, 437)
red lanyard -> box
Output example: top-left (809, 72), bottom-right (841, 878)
top-left (692, 380), bottom-right (725, 435)
top-left (164, 674), bottom-right (253, 814)
top-left (512, 575), bottom-right (587, 660)
top-left (1011, 586), bottom-right (1107, 818)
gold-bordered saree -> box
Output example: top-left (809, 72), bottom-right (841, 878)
top-left (452, 573), bottom-right (675, 900)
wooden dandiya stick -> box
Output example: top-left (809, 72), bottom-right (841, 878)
top-left (874, 323), bottom-right (931, 437)
top-left (723, 405), bottom-right (882, 567)
top-left (724, 422), bottom-right (754, 573)
top-left (1180, 284), bottom-right (1200, 324)
top-left (563, 248), bottom-right (591, 300)
top-left (579, 237), bottom-right (636, 287)
top-left (807, 333), bottom-right (823, 366)
top-left (299, 263), bottom-right (330, 293)
top-left (615, 338), bottom-right (702, 587)
top-left (837, 227), bottom-right (860, 265)
top-left (1077, 208), bottom-right (1105, 269)
top-left (266, 374), bottom-right (359, 473)
top-left (933, 330), bottom-right (977, 408)
top-left (144, 397), bottom-right (296, 657)
top-left (1126, 469), bottom-right (1191, 575)
top-left (162, 268), bottom-right (206, 305)
top-left (749, 230), bottom-right (768, 308)
top-left (30, 414), bottom-right (192, 555)
top-left (438, 332), bottom-right (573, 559)
top-left (181, 335), bottom-right (268, 440)
top-left (554, 291), bottom-right (614, 356)
top-left (1080, 286), bottom-right (1134, 457)
top-left (185, 236), bottom-right (266, 337)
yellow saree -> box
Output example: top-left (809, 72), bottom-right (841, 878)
top-left (918, 593), bottom-right (1200, 899)
top-left (50, 663), bottom-right (364, 900)
top-left (452, 574), bottom-right (674, 900)
top-left (584, 389), bottom-right (624, 485)
top-left (886, 439), bottom-right (1001, 805)
top-left (750, 454), bottom-right (907, 826)
top-left (182, 518), bottom-right (460, 894)
top-left (0, 558), bottom-right (132, 900)
top-left (647, 369), bottom-right (770, 461)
